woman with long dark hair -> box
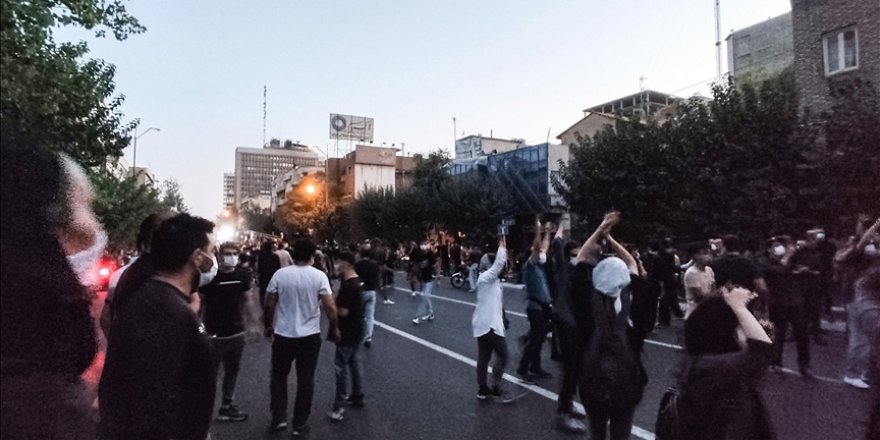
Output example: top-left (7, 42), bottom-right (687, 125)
top-left (1, 130), bottom-right (107, 438)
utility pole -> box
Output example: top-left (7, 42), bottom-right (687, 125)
top-left (262, 85), bottom-right (267, 147)
top-left (715, 0), bottom-right (722, 82)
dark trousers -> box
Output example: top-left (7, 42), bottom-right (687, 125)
top-left (270, 333), bottom-right (322, 426)
top-left (769, 304), bottom-right (810, 369)
top-left (803, 280), bottom-right (824, 336)
top-left (519, 307), bottom-right (549, 373)
top-left (212, 334), bottom-right (246, 405)
top-left (333, 344), bottom-right (363, 409)
top-left (657, 281), bottom-right (683, 326)
top-left (585, 404), bottom-right (636, 440)
top-left (556, 322), bottom-right (585, 414)
top-left (476, 330), bottom-right (508, 389)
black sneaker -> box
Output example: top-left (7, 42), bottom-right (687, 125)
top-left (490, 385), bottom-right (503, 397)
top-left (344, 394), bottom-right (365, 408)
top-left (364, 338), bottom-right (372, 348)
top-left (291, 423), bottom-right (310, 437)
top-left (217, 404), bottom-right (248, 422)
top-left (477, 386), bottom-right (492, 400)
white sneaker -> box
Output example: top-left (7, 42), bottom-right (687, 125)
top-left (844, 376), bottom-right (870, 389)
top-left (411, 291), bottom-right (421, 297)
top-left (383, 299), bottom-right (395, 305)
top-left (327, 407), bottom-right (344, 421)
top-left (569, 405), bottom-right (586, 418)
top-left (557, 414), bottom-right (587, 433)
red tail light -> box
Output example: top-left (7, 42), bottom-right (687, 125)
top-left (98, 267), bottom-right (111, 277)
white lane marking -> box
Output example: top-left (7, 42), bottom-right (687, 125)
top-left (391, 287), bottom-right (846, 385)
top-left (392, 286), bottom-right (527, 318)
top-left (374, 320), bottom-right (655, 440)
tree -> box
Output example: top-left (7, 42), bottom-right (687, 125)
top-left (554, 69), bottom-right (822, 244)
top-left (158, 179), bottom-right (188, 212)
top-left (90, 170), bottom-right (165, 251)
top-left (1, 0), bottom-right (144, 167)
top-left (412, 149), bottom-right (452, 190)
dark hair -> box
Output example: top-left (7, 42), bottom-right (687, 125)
top-left (722, 235), bottom-right (742, 253)
top-left (220, 241), bottom-right (240, 253)
top-left (151, 214), bottom-right (215, 272)
top-left (292, 238), bottom-right (317, 263)
top-left (336, 251), bottom-right (356, 266)
top-left (684, 297), bottom-right (741, 356)
top-left (1, 128), bottom-right (97, 378)
top-left (359, 247), bottom-right (375, 260)
top-left (686, 241), bottom-right (710, 256)
top-left (563, 241), bottom-right (579, 256)
top-left (136, 212), bottom-right (173, 252)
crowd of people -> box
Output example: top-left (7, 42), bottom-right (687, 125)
top-left (2, 127), bottom-right (878, 440)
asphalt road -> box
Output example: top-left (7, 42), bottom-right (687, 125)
top-left (86, 273), bottom-right (871, 439)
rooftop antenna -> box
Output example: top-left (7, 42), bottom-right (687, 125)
top-left (639, 75), bottom-right (647, 91)
top-left (452, 117), bottom-right (457, 144)
top-left (262, 85), bottom-right (267, 147)
top-left (714, 0), bottom-right (722, 83)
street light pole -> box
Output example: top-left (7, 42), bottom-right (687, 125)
top-left (131, 127), bottom-right (161, 177)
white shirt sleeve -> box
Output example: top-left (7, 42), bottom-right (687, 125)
top-left (318, 271), bottom-right (331, 296)
top-left (267, 271), bottom-right (280, 293)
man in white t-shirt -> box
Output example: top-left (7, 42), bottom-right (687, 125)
top-left (264, 239), bottom-right (339, 437)
top-left (684, 242), bottom-right (716, 316)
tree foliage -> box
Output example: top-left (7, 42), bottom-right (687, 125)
top-left (1, 0), bottom-right (145, 167)
top-left (90, 170), bottom-right (164, 251)
top-left (554, 69), bottom-right (878, 244)
top-left (158, 179), bottom-right (188, 213)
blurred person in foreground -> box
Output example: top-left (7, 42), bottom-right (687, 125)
top-left (472, 236), bottom-right (511, 401)
top-left (1, 134), bottom-right (105, 438)
top-left (99, 214), bottom-right (218, 440)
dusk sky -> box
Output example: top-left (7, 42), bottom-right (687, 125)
top-left (59, 0), bottom-right (792, 219)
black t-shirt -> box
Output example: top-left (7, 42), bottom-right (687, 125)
top-left (199, 269), bottom-right (252, 337)
top-left (99, 279), bottom-right (215, 440)
top-left (419, 252), bottom-right (437, 282)
top-left (355, 259), bottom-right (381, 291)
top-left (336, 277), bottom-right (365, 346)
top-left (569, 261), bottom-right (596, 330)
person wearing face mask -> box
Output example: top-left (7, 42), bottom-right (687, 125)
top-left (99, 214), bottom-right (218, 440)
top-left (761, 236), bottom-right (814, 379)
top-left (517, 219), bottom-right (554, 382)
top-left (683, 242), bottom-right (716, 317)
top-left (836, 217), bottom-right (880, 306)
top-left (198, 242), bottom-right (253, 422)
top-left (1, 133), bottom-right (104, 439)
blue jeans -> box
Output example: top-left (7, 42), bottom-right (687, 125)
top-left (363, 290), bottom-right (376, 341)
top-left (416, 280), bottom-right (435, 317)
top-left (333, 344), bottom-right (363, 409)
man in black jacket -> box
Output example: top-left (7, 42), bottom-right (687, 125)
top-left (99, 214), bottom-right (217, 440)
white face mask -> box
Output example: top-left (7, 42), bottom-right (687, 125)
top-left (772, 245), bottom-right (786, 257)
top-left (866, 244), bottom-right (879, 257)
top-left (816, 233), bottom-right (826, 241)
top-left (538, 253), bottom-right (547, 264)
top-left (67, 230), bottom-right (108, 287)
top-left (198, 254), bottom-right (219, 287)
top-left (222, 255), bottom-right (238, 268)
top-left (570, 257), bottom-right (578, 266)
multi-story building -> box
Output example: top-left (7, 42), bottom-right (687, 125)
top-left (450, 142), bottom-right (569, 213)
top-left (223, 172), bottom-right (235, 211)
top-left (326, 145), bottom-right (416, 201)
top-left (234, 141), bottom-right (321, 211)
top-left (791, 0), bottom-right (880, 114)
top-left (271, 166), bottom-right (325, 210)
top-left (557, 89), bottom-right (682, 148)
top-left (130, 166), bottom-right (156, 187)
top-left (726, 12), bottom-right (794, 82)
top-left (454, 135), bottom-right (524, 159)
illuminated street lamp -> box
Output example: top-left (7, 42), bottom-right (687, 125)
top-left (305, 184), bottom-right (316, 195)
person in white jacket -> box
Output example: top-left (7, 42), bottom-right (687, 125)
top-left (472, 236), bottom-right (510, 400)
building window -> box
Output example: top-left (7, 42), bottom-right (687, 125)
top-left (823, 27), bottom-right (858, 76)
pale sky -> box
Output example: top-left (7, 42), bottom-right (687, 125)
top-left (59, 0), bottom-right (792, 219)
